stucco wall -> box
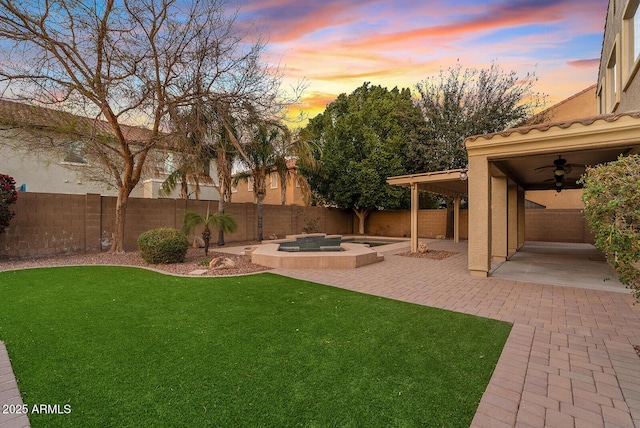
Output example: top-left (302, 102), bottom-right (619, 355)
top-left (598, 0), bottom-right (640, 114)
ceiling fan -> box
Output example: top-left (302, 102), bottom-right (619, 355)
top-left (534, 155), bottom-right (584, 192)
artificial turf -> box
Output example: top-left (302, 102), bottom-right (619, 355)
top-left (0, 267), bottom-right (512, 427)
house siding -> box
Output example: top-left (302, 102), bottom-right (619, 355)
top-left (599, 0), bottom-right (640, 113)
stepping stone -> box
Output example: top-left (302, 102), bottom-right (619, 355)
top-left (188, 269), bottom-right (208, 276)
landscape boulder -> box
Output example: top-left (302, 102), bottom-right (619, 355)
top-left (209, 256), bottom-right (236, 270)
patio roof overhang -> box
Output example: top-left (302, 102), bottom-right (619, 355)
top-left (464, 111), bottom-right (640, 277)
top-left (464, 111), bottom-right (640, 190)
top-left (386, 168), bottom-right (468, 198)
top-left (387, 169), bottom-right (468, 253)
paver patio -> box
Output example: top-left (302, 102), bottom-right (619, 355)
top-left (2, 239), bottom-right (640, 427)
top-left (272, 239), bottom-right (640, 427)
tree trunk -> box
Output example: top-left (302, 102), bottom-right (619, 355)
top-left (257, 199), bottom-right (264, 241)
top-left (111, 188), bottom-right (130, 253)
top-left (445, 198), bottom-right (454, 239)
top-left (180, 178), bottom-right (188, 199)
top-left (203, 226), bottom-right (211, 256)
top-left (217, 196), bottom-right (226, 246)
top-left (353, 208), bottom-right (371, 235)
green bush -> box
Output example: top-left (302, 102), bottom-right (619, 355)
top-left (137, 228), bottom-right (189, 264)
top-left (580, 154), bottom-right (640, 298)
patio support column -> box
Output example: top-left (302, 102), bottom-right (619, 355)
top-left (454, 195), bottom-right (461, 243)
top-left (517, 186), bottom-right (526, 249)
top-left (410, 183), bottom-right (419, 253)
top-left (508, 181), bottom-right (518, 256)
top-left (468, 155), bottom-right (492, 277)
top-left (491, 176), bottom-right (508, 262)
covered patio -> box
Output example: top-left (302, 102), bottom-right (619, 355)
top-left (389, 111), bottom-right (640, 279)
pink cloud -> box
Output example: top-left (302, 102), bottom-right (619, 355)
top-left (567, 59), bottom-right (600, 68)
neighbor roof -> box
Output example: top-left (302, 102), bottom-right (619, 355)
top-left (0, 99), bottom-right (155, 141)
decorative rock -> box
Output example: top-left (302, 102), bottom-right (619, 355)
top-left (269, 234), bottom-right (278, 240)
top-left (209, 256), bottom-right (236, 270)
top-left (435, 235), bottom-right (445, 240)
top-left (418, 242), bottom-right (429, 253)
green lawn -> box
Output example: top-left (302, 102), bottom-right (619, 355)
top-left (0, 267), bottom-right (511, 427)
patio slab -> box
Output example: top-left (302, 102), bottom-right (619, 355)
top-left (491, 241), bottom-right (626, 293)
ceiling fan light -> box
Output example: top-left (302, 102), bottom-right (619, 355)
top-left (554, 167), bottom-right (565, 177)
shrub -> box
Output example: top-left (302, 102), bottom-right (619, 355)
top-left (0, 174), bottom-right (18, 234)
top-left (580, 154), bottom-right (640, 298)
top-left (137, 228), bottom-right (189, 264)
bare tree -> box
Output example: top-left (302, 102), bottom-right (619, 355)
top-left (0, 0), bottom-right (288, 252)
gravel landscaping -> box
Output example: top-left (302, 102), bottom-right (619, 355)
top-left (0, 242), bottom-right (271, 276)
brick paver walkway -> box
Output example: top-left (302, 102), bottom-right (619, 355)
top-left (0, 342), bottom-right (28, 428)
top-left (273, 240), bottom-right (640, 427)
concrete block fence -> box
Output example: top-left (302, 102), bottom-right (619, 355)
top-left (0, 192), bottom-right (592, 258)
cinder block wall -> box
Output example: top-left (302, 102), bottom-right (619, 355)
top-left (0, 193), bottom-right (355, 256)
top-left (0, 193), bottom-right (96, 257)
top-left (0, 193), bottom-right (592, 258)
top-left (366, 210), bottom-right (469, 239)
top-left (525, 209), bottom-right (594, 243)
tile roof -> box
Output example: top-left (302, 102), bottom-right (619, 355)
top-left (465, 110), bottom-right (640, 144)
top-left (0, 98), bottom-right (155, 141)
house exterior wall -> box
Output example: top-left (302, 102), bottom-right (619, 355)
top-left (232, 171), bottom-right (306, 206)
top-left (598, 0), bottom-right (640, 114)
top-left (525, 189), bottom-right (585, 209)
top-left (0, 132), bottom-right (128, 196)
top-left (529, 85), bottom-right (597, 124)
top-left (0, 133), bottom-right (220, 200)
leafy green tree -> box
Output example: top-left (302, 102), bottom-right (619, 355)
top-left (409, 62), bottom-right (545, 236)
top-left (301, 83), bottom-right (420, 234)
top-left (580, 155), bottom-right (640, 298)
top-left (183, 205), bottom-right (237, 256)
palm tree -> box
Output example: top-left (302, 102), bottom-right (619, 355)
top-left (233, 121), bottom-right (317, 241)
top-left (183, 204), bottom-right (237, 255)
top-left (160, 98), bottom-right (216, 200)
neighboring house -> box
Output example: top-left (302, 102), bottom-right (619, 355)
top-left (598, 0), bottom-right (640, 113)
top-left (0, 99), bottom-right (219, 200)
top-left (232, 159), bottom-right (308, 206)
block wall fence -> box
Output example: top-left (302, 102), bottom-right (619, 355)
top-left (0, 193), bottom-right (593, 258)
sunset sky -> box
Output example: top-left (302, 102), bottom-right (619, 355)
top-left (236, 0), bottom-right (608, 123)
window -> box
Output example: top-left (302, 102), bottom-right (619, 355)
top-left (163, 152), bottom-right (175, 174)
top-left (270, 172), bottom-right (278, 189)
top-left (597, 82), bottom-right (606, 114)
top-left (247, 177), bottom-right (253, 192)
top-left (605, 35), bottom-right (621, 112)
top-left (62, 142), bottom-right (87, 164)
top-left (623, 0), bottom-right (640, 87)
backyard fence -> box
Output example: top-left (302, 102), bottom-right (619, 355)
top-left (0, 192), bottom-right (593, 258)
